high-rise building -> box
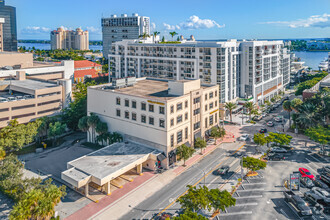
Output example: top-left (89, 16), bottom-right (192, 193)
top-left (0, 0), bottom-right (17, 51)
top-left (101, 13), bottom-right (150, 59)
top-left (50, 27), bottom-right (89, 50)
top-left (108, 38), bottom-right (290, 105)
top-left (0, 17), bottom-right (4, 52)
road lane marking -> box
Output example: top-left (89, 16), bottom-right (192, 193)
top-left (236, 188), bottom-right (264, 191)
top-left (234, 202), bottom-right (258, 207)
top-left (153, 144), bottom-right (246, 219)
top-left (242, 182), bottom-right (266, 186)
top-left (234, 195), bottom-right (263, 199)
top-left (218, 211), bottom-right (253, 216)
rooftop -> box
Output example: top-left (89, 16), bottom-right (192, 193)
top-left (0, 79), bottom-right (59, 91)
top-left (66, 141), bottom-right (161, 181)
top-left (74, 60), bottom-right (101, 69)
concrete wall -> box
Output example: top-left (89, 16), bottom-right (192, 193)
top-left (0, 52), bottom-right (33, 68)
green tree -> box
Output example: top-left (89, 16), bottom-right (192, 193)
top-left (153, 31), bottom-right (160, 39)
top-left (95, 122), bottom-right (108, 146)
top-left (49, 122), bottom-right (66, 146)
top-left (224, 102), bottom-right (237, 122)
top-left (290, 98), bottom-right (303, 112)
top-left (267, 132), bottom-right (292, 146)
top-left (282, 100), bottom-right (292, 128)
top-left (87, 113), bottom-right (100, 143)
top-left (253, 133), bottom-right (266, 151)
top-left (172, 210), bottom-right (208, 220)
top-left (194, 137), bottom-right (207, 154)
top-left (295, 103), bottom-right (322, 129)
top-left (139, 32), bottom-right (150, 39)
top-left (161, 36), bottom-right (165, 42)
top-left (242, 157), bottom-right (267, 173)
top-left (176, 144), bottom-right (194, 166)
top-left (244, 101), bottom-right (256, 121)
top-left (305, 126), bottom-right (329, 146)
top-left (78, 116), bottom-right (90, 140)
top-left (169, 31), bottom-right (178, 40)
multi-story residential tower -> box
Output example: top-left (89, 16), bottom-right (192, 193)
top-left (0, 17), bottom-right (4, 52)
top-left (109, 38), bottom-right (239, 103)
top-left (51, 27), bottom-right (89, 50)
top-left (87, 78), bottom-right (219, 167)
top-left (101, 13), bottom-right (150, 59)
top-left (109, 38), bottom-right (290, 104)
top-left (240, 41), bottom-right (290, 104)
top-left (0, 0), bottom-right (17, 51)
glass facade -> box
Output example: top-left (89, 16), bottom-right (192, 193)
top-left (0, 0), bottom-right (17, 51)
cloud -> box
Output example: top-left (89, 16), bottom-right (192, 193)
top-left (21, 26), bottom-right (51, 34)
top-left (151, 22), bottom-right (156, 31)
top-left (163, 15), bottom-right (225, 30)
top-left (261, 13), bottom-right (330, 28)
top-left (86, 26), bottom-right (101, 34)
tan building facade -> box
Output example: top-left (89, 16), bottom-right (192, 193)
top-left (51, 27), bottom-right (89, 50)
top-left (0, 52), bottom-right (33, 68)
top-left (0, 17), bottom-right (4, 52)
top-left (87, 78), bottom-right (219, 167)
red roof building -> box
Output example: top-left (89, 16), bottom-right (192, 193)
top-left (74, 60), bottom-right (102, 83)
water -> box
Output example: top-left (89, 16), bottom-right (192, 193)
top-left (293, 51), bottom-right (329, 70)
top-left (18, 43), bottom-right (103, 51)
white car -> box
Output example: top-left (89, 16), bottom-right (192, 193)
top-left (207, 138), bottom-right (215, 144)
top-left (311, 187), bottom-right (330, 203)
top-left (239, 134), bottom-right (249, 141)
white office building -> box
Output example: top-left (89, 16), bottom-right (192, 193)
top-left (108, 38), bottom-right (290, 104)
top-left (102, 13), bottom-right (150, 59)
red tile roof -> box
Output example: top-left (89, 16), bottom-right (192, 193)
top-left (74, 69), bottom-right (99, 78)
top-left (74, 60), bottom-right (101, 69)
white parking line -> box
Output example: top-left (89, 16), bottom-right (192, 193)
top-left (236, 188), bottom-right (264, 192)
top-left (234, 195), bottom-right (263, 199)
top-left (242, 182), bottom-right (266, 186)
top-left (309, 154), bottom-right (324, 163)
top-left (219, 211), bottom-right (253, 216)
top-left (235, 202), bottom-right (258, 207)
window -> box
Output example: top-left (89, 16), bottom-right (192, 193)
top-left (185, 100), bottom-right (188, 108)
top-left (141, 115), bottom-right (146, 123)
top-left (215, 113), bottom-right (218, 123)
top-left (149, 117), bottom-right (154, 125)
top-left (171, 135), bottom-right (174, 147)
top-left (205, 94), bottom-right (208, 100)
top-left (116, 97), bottom-right (121, 105)
top-left (177, 103), bottom-right (183, 111)
top-left (209, 115), bottom-right (214, 126)
top-left (132, 100), bottom-right (136, 109)
top-left (205, 104), bottom-right (208, 111)
top-left (170, 118), bottom-right (174, 127)
top-left (215, 90), bottom-right (218, 97)
top-left (177, 115), bottom-right (183, 124)
top-left (149, 104), bottom-right (154, 112)
top-left (185, 112), bottom-right (188, 120)
top-left (125, 111), bottom-right (129, 119)
top-left (215, 101), bottom-right (218, 107)
top-left (193, 97), bottom-right (200, 104)
top-left (170, 105), bottom-right (174, 113)
top-left (185, 127), bottom-right (188, 139)
top-left (132, 112), bottom-right (137, 121)
top-left (159, 106), bottom-right (165, 114)
top-left (159, 119), bottom-right (165, 128)
top-left (177, 130), bottom-right (182, 143)
top-left (116, 109), bottom-right (121, 117)
top-left (193, 108), bottom-right (200, 116)
top-left (141, 102), bottom-right (146, 111)
top-left (205, 117), bottom-right (208, 127)
top-left (194, 122), bottom-right (200, 130)
top-left (209, 92), bottom-right (214, 99)
top-left (125, 99), bottom-right (129, 107)
top-left (209, 102), bottom-right (214, 109)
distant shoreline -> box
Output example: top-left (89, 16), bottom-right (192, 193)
top-left (18, 40), bottom-right (102, 45)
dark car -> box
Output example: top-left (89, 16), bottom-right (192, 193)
top-left (320, 173), bottom-right (330, 187)
top-left (284, 191), bottom-right (312, 216)
top-left (304, 191), bottom-right (323, 206)
top-left (266, 153), bottom-right (285, 161)
top-left (322, 165), bottom-right (330, 174)
top-left (215, 166), bottom-right (230, 175)
top-left (284, 96), bottom-right (289, 100)
top-left (259, 128), bottom-right (267, 133)
top-left (300, 177), bottom-right (314, 188)
top-left (314, 179), bottom-right (330, 191)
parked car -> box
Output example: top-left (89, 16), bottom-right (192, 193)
top-left (311, 187), bottom-right (330, 203)
top-left (215, 166), bottom-right (230, 175)
top-left (300, 177), bottom-right (314, 188)
top-left (270, 147), bottom-right (288, 153)
top-left (239, 134), bottom-right (249, 141)
top-left (266, 121), bottom-right (274, 127)
top-left (284, 96), bottom-right (289, 100)
top-left (261, 113), bottom-right (267, 118)
top-left (314, 179), bottom-right (330, 191)
top-left (207, 138), bottom-right (215, 145)
top-left (259, 128), bottom-right (268, 133)
top-left (274, 116), bottom-right (283, 122)
top-left (320, 173), bottom-right (330, 187)
top-left (304, 191), bottom-right (323, 205)
top-left (283, 191), bottom-right (312, 216)
top-left (253, 115), bottom-right (263, 121)
top-left (265, 153), bottom-right (285, 161)
top-left (299, 168), bottom-right (315, 180)
top-left (322, 165), bottom-right (330, 174)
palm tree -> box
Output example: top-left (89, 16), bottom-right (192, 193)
top-left (224, 102), bottom-right (237, 122)
top-left (169, 31), bottom-right (178, 41)
top-left (139, 32), bottom-right (150, 39)
top-left (290, 98), bottom-right (303, 112)
top-left (87, 113), bottom-right (100, 143)
top-left (95, 122), bottom-right (108, 145)
top-left (78, 116), bottom-right (90, 141)
top-left (244, 101), bottom-right (255, 121)
top-left (153, 31), bottom-right (160, 40)
top-left (282, 100), bottom-right (292, 128)
top-left (295, 103), bottom-right (321, 129)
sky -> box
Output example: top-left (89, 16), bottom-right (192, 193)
top-left (5, 0), bottom-right (330, 40)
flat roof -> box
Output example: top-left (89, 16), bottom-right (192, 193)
top-left (0, 79), bottom-right (59, 90)
top-left (67, 141), bottom-right (161, 181)
top-left (91, 78), bottom-right (213, 101)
